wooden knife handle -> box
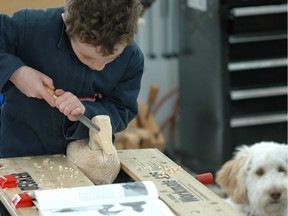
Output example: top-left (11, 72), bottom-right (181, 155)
top-left (45, 87), bottom-right (58, 99)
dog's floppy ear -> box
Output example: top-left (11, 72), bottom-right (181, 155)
top-left (216, 145), bottom-right (251, 204)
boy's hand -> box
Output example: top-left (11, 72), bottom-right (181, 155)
top-left (53, 89), bottom-right (86, 122)
top-left (10, 66), bottom-right (85, 121)
top-left (9, 66), bottom-right (56, 107)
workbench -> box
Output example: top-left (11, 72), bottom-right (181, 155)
top-left (0, 149), bottom-right (242, 216)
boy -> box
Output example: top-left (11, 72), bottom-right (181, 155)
top-left (0, 0), bottom-right (144, 158)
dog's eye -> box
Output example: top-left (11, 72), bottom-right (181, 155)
top-left (278, 166), bottom-right (286, 173)
top-left (256, 168), bottom-right (264, 176)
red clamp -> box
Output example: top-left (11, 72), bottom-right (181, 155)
top-left (0, 175), bottom-right (17, 189)
top-left (11, 193), bottom-right (33, 208)
top-left (195, 173), bottom-right (214, 185)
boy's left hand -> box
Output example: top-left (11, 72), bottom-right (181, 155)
top-left (53, 89), bottom-right (86, 122)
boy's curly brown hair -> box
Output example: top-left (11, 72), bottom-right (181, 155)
top-left (64, 0), bottom-right (143, 56)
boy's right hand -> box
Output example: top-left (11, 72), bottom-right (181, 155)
top-left (9, 66), bottom-right (56, 107)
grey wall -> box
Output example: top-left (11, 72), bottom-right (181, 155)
top-left (135, 0), bottom-right (180, 150)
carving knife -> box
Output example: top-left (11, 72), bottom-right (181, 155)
top-left (46, 87), bottom-right (100, 133)
top-left (74, 113), bottom-right (100, 133)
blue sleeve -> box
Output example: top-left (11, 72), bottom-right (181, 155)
top-left (89, 52), bottom-right (144, 133)
top-left (0, 11), bottom-right (26, 92)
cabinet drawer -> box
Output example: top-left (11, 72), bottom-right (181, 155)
top-left (231, 122), bottom-right (287, 150)
top-left (229, 4), bottom-right (287, 35)
top-left (229, 35), bottom-right (287, 61)
top-left (228, 0), bottom-right (287, 8)
top-left (229, 65), bottom-right (287, 89)
top-left (229, 13), bottom-right (287, 35)
top-left (230, 95), bottom-right (287, 116)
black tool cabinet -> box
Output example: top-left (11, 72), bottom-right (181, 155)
top-left (177, 0), bottom-right (287, 174)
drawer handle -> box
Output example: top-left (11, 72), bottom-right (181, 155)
top-left (231, 4), bottom-right (287, 17)
top-left (231, 113), bottom-right (287, 127)
top-left (231, 86), bottom-right (287, 100)
top-left (228, 58), bottom-right (287, 71)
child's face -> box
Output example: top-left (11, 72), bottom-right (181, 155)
top-left (71, 39), bottom-right (125, 71)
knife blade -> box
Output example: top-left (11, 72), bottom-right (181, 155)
top-left (46, 87), bottom-right (100, 133)
top-left (75, 113), bottom-right (100, 133)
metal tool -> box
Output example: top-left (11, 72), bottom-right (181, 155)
top-left (46, 87), bottom-right (100, 133)
top-left (74, 113), bottom-right (100, 133)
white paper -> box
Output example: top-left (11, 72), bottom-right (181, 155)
top-left (34, 181), bottom-right (174, 216)
top-left (40, 199), bottom-right (174, 216)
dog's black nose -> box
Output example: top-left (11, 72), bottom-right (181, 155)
top-left (270, 189), bottom-right (281, 200)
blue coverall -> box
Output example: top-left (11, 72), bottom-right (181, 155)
top-left (0, 8), bottom-right (144, 158)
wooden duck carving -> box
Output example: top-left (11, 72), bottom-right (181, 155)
top-left (66, 115), bottom-right (120, 184)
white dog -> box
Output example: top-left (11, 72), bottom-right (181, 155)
top-left (216, 141), bottom-right (287, 216)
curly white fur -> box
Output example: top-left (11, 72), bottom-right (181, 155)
top-left (216, 141), bottom-right (288, 216)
